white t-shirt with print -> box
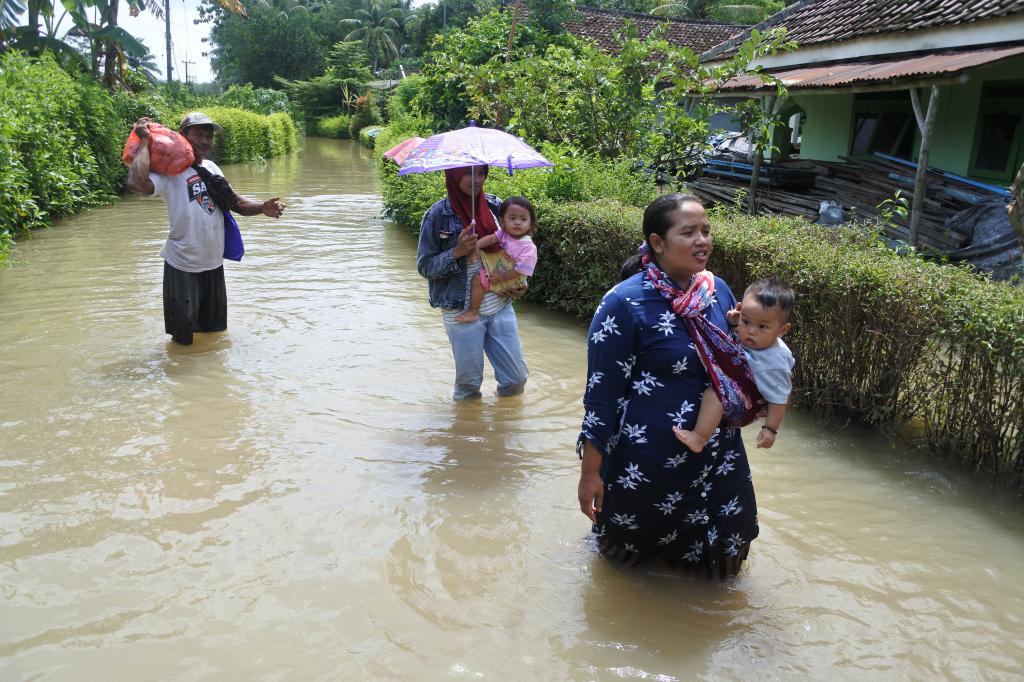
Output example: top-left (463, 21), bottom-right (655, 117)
top-left (150, 160), bottom-right (226, 273)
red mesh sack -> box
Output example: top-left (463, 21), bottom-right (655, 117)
top-left (122, 124), bottom-right (195, 176)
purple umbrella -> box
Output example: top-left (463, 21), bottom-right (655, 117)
top-left (398, 122), bottom-right (552, 176)
top-left (398, 122), bottom-right (551, 226)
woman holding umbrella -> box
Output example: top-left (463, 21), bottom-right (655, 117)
top-left (406, 123), bottom-right (549, 401)
top-left (416, 165), bottom-right (530, 400)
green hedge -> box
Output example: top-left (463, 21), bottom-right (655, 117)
top-left (374, 123), bottom-right (1024, 490)
top-left (357, 126), bottom-right (383, 147)
top-left (315, 114), bottom-right (352, 139)
top-left (705, 211), bottom-right (1023, 486)
top-left (0, 51), bottom-right (126, 255)
top-left (202, 106), bottom-right (298, 164)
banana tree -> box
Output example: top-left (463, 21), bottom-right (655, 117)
top-left (60, 0), bottom-right (163, 86)
top-left (0, 0), bottom-right (25, 32)
top-left (1, 0), bottom-right (87, 71)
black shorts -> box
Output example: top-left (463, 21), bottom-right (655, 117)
top-left (163, 262), bottom-right (227, 345)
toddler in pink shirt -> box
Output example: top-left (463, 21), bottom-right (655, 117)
top-left (456, 196), bottom-right (539, 323)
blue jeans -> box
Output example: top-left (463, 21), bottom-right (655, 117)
top-left (444, 303), bottom-right (529, 400)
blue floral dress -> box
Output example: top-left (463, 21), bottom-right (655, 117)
top-left (578, 271), bottom-right (759, 572)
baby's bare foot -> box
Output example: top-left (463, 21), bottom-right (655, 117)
top-left (672, 426), bottom-right (706, 453)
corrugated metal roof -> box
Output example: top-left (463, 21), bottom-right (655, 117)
top-left (718, 45), bottom-right (1024, 91)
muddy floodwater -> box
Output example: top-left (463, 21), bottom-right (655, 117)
top-left (1, 139), bottom-right (1023, 680)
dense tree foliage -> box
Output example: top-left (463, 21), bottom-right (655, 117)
top-left (205, 6), bottom-right (328, 86)
top-left (412, 10), bottom-right (573, 130)
top-left (276, 40), bottom-right (373, 122)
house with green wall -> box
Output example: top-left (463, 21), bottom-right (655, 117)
top-left (702, 0), bottom-right (1024, 187)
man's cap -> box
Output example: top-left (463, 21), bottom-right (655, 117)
top-left (179, 112), bottom-right (223, 133)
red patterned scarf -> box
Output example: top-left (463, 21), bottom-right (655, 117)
top-left (444, 166), bottom-right (499, 240)
top-left (642, 250), bottom-right (763, 427)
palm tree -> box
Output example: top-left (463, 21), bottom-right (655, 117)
top-left (253, 0), bottom-right (310, 20)
top-left (126, 37), bottom-right (162, 82)
top-left (339, 0), bottom-right (405, 74)
top-left (651, 0), bottom-right (782, 23)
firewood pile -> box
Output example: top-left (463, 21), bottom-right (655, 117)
top-left (688, 155), bottom-right (1010, 253)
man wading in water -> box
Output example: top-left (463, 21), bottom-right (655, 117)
top-left (127, 112), bottom-right (286, 345)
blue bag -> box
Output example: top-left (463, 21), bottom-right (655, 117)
top-left (224, 210), bottom-right (244, 261)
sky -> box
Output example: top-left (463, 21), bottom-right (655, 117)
top-left (122, 0), bottom-right (215, 83)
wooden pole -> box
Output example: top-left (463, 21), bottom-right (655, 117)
top-left (506, 0), bottom-right (522, 63)
top-left (747, 95), bottom-right (777, 215)
top-left (1009, 160), bottom-right (1024, 246)
top-left (908, 85), bottom-right (940, 248)
top-left (747, 143), bottom-right (763, 214)
top-left (165, 0), bottom-right (172, 83)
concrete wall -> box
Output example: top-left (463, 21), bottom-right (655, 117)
top-left (789, 56), bottom-right (1024, 182)
top-left (790, 93), bottom-right (854, 162)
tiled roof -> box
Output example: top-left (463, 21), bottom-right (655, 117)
top-left (564, 6), bottom-right (747, 54)
top-left (703, 0), bottom-right (1024, 61)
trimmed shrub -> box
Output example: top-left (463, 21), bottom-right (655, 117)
top-left (376, 131), bottom-right (1024, 489)
top-left (201, 106), bottom-right (296, 164)
top-left (921, 281), bottom-right (1024, 480)
top-left (0, 52), bottom-right (120, 258)
top-left (350, 108), bottom-right (381, 140)
top-left (266, 112), bottom-right (298, 156)
top-left (358, 126), bottom-right (383, 147)
top-left (316, 114), bottom-right (353, 139)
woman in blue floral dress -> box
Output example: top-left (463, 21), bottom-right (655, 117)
top-left (577, 194), bottom-right (759, 577)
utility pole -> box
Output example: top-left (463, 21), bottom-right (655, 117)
top-left (182, 59), bottom-right (195, 89)
top-left (164, 0), bottom-right (173, 82)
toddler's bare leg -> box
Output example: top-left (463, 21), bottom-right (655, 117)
top-left (455, 271), bottom-right (484, 323)
top-left (672, 387), bottom-right (723, 453)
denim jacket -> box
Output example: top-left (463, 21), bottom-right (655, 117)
top-left (416, 194), bottom-right (501, 309)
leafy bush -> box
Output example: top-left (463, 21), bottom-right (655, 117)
top-left (316, 114), bottom-right (353, 139)
top-left (387, 74), bottom-right (424, 121)
top-left (413, 10), bottom-right (566, 130)
top-left (358, 126), bottom-right (383, 147)
top-left (218, 84), bottom-right (292, 115)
